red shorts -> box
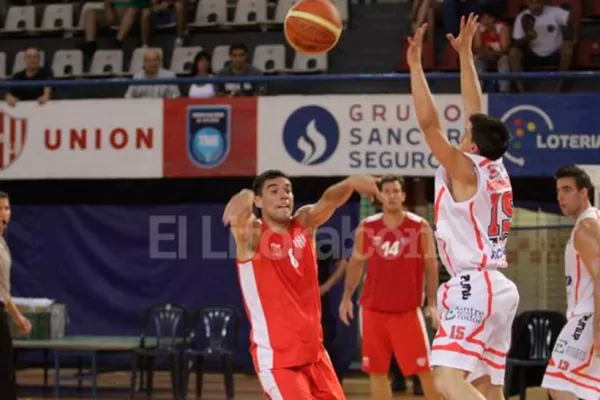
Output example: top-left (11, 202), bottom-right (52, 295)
top-left (361, 307), bottom-right (431, 375)
top-left (257, 351), bottom-right (345, 400)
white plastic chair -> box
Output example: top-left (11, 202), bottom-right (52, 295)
top-left (231, 0), bottom-right (267, 25)
top-left (291, 52), bottom-right (328, 73)
top-left (89, 50), bottom-right (123, 75)
top-left (191, 0), bottom-right (227, 26)
top-left (41, 4), bottom-right (74, 31)
top-left (252, 44), bottom-right (285, 73)
top-left (211, 45), bottom-right (230, 72)
top-left (170, 46), bottom-right (204, 75)
top-left (52, 50), bottom-right (84, 77)
top-left (3, 6), bottom-right (36, 32)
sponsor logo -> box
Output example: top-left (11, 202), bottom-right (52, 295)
top-left (443, 307), bottom-right (485, 324)
top-left (282, 105), bottom-right (339, 166)
top-left (186, 105), bottom-right (231, 168)
top-left (572, 314), bottom-right (591, 341)
top-left (460, 275), bottom-right (472, 300)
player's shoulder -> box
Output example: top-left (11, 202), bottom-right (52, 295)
top-left (405, 211), bottom-right (424, 224)
top-left (362, 212), bottom-right (383, 225)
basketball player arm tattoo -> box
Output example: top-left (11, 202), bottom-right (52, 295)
top-left (409, 61), bottom-right (477, 185)
top-left (573, 219), bottom-right (600, 338)
top-left (420, 220), bottom-right (439, 309)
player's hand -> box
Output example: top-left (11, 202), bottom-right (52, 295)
top-left (222, 189), bottom-right (254, 226)
top-left (348, 176), bottom-right (384, 203)
top-left (406, 23), bottom-right (428, 68)
top-left (339, 297), bottom-right (354, 326)
top-left (446, 13), bottom-right (479, 54)
top-left (424, 305), bottom-right (439, 330)
top-left (16, 314), bottom-right (32, 336)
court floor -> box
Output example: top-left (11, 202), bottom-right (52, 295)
top-left (17, 369), bottom-right (423, 399)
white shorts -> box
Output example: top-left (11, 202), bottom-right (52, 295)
top-left (541, 313), bottom-right (600, 400)
top-left (430, 270), bottom-right (519, 385)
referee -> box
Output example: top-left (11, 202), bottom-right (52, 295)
top-left (0, 191), bottom-right (31, 399)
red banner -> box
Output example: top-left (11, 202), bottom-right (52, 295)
top-left (163, 97), bottom-right (257, 177)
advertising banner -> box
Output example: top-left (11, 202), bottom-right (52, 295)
top-left (163, 97), bottom-right (257, 177)
top-left (0, 99), bottom-right (163, 179)
top-left (257, 94), bottom-right (486, 177)
top-left (488, 94), bottom-right (600, 177)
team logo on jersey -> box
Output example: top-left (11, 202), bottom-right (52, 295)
top-left (270, 243), bottom-right (282, 258)
top-left (186, 105), bottom-right (231, 169)
top-left (499, 105), bottom-right (554, 168)
top-left (282, 106), bottom-right (339, 166)
top-left (293, 235), bottom-right (307, 249)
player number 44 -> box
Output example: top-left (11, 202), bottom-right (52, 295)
top-left (381, 240), bottom-right (400, 257)
top-left (488, 191), bottom-right (513, 240)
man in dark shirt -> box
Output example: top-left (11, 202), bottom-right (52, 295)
top-left (5, 48), bottom-right (52, 107)
top-left (316, 236), bottom-right (348, 383)
top-left (215, 43), bottom-right (264, 96)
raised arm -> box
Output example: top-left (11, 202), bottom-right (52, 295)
top-left (407, 24), bottom-right (475, 184)
top-left (447, 13), bottom-right (483, 118)
top-left (222, 189), bottom-right (256, 241)
top-left (573, 218), bottom-right (600, 354)
top-left (295, 176), bottom-right (383, 232)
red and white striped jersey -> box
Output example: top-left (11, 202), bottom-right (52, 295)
top-left (565, 206), bottom-right (600, 317)
top-left (236, 218), bottom-right (322, 372)
top-left (433, 153), bottom-right (513, 276)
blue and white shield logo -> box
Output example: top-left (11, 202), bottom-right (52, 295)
top-left (186, 105), bottom-right (231, 169)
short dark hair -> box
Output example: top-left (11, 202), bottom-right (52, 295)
top-left (252, 170), bottom-right (290, 195)
top-left (470, 113), bottom-right (510, 161)
top-left (229, 43), bottom-right (248, 55)
top-left (378, 175), bottom-right (405, 192)
top-left (554, 165), bottom-right (594, 193)
top-left (0, 191), bottom-right (8, 199)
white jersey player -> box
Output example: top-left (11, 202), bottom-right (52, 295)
top-left (407, 13), bottom-right (519, 400)
top-left (542, 165), bottom-right (600, 400)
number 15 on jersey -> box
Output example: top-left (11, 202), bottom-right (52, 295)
top-left (488, 191), bottom-right (513, 242)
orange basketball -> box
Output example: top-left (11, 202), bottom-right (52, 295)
top-left (284, 0), bottom-right (342, 54)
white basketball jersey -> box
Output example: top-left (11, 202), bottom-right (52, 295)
top-left (434, 153), bottom-right (512, 276)
top-left (565, 206), bottom-right (600, 317)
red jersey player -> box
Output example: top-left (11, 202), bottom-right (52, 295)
top-left (222, 170), bottom-right (382, 399)
top-left (339, 175), bottom-right (441, 400)
top-left (407, 14), bottom-right (520, 400)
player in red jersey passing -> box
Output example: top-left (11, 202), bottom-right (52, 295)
top-left (408, 14), bottom-right (519, 400)
top-left (222, 170), bottom-right (383, 400)
top-left (339, 175), bottom-right (442, 400)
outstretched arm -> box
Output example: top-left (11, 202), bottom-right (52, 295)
top-left (573, 218), bottom-right (600, 354)
top-left (447, 14), bottom-right (483, 118)
top-left (222, 189), bottom-right (256, 240)
top-left (295, 176), bottom-right (382, 231)
top-left (407, 24), bottom-right (476, 185)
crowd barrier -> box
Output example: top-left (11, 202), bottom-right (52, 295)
top-left (0, 72), bottom-right (598, 180)
top-left (0, 71), bottom-right (600, 88)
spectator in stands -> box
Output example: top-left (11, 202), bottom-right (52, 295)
top-left (81, 0), bottom-right (151, 59)
top-left (151, 0), bottom-right (187, 47)
top-left (124, 49), bottom-right (180, 98)
top-left (473, 8), bottom-right (511, 92)
top-left (509, 0), bottom-right (579, 92)
top-left (188, 51), bottom-right (215, 98)
top-left (215, 43), bottom-right (264, 96)
top-left (5, 48), bottom-right (52, 107)
top-left (442, 0), bottom-right (506, 37)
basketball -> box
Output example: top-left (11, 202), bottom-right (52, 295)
top-left (284, 0), bottom-right (342, 54)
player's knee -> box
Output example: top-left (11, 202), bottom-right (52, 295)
top-left (432, 367), bottom-right (463, 397)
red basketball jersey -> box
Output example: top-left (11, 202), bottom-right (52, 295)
top-left (359, 212), bottom-right (425, 313)
top-left (236, 218), bottom-right (322, 372)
